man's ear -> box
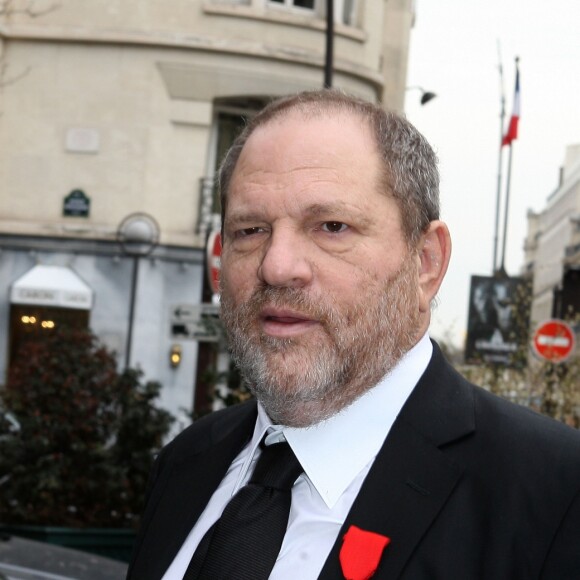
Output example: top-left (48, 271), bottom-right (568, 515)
top-left (417, 220), bottom-right (452, 313)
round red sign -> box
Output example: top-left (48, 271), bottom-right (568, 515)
top-left (532, 319), bottom-right (575, 362)
top-left (206, 230), bottom-right (222, 295)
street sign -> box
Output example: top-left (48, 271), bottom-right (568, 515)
top-left (170, 303), bottom-right (220, 342)
top-left (532, 319), bottom-right (575, 362)
top-left (63, 189), bottom-right (90, 217)
top-left (206, 231), bottom-right (222, 296)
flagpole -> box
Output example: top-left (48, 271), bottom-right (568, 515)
top-left (499, 142), bottom-right (514, 274)
top-left (499, 56), bottom-right (520, 275)
top-left (492, 41), bottom-right (506, 275)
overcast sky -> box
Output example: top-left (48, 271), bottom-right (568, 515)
top-left (404, 0), bottom-right (580, 347)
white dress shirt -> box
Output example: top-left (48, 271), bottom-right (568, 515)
top-left (162, 334), bottom-right (432, 579)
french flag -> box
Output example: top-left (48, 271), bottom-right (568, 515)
top-left (502, 61), bottom-right (520, 147)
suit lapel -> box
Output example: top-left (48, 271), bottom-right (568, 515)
top-left (130, 402), bottom-right (257, 579)
top-left (319, 343), bottom-right (474, 579)
top-left (319, 416), bottom-right (463, 579)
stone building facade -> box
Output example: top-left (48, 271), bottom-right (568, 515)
top-left (523, 144), bottom-right (580, 328)
top-left (0, 0), bottom-right (414, 421)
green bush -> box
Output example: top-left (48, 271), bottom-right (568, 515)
top-left (0, 326), bottom-right (173, 528)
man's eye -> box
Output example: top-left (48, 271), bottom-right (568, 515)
top-left (321, 221), bottom-right (348, 233)
top-left (236, 227), bottom-right (263, 237)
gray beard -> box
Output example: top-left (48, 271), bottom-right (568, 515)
top-left (220, 259), bottom-right (420, 427)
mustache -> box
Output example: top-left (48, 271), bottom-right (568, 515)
top-left (224, 285), bottom-right (338, 327)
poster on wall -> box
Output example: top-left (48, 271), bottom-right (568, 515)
top-left (465, 275), bottom-right (530, 366)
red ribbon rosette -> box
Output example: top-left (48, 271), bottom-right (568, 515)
top-left (339, 525), bottom-right (391, 580)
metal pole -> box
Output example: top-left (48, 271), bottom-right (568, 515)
top-left (125, 255), bottom-right (140, 369)
top-left (499, 144), bottom-right (514, 274)
top-left (324, 0), bottom-right (334, 88)
top-left (492, 41), bottom-right (506, 275)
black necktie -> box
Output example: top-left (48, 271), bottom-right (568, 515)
top-left (183, 440), bottom-right (303, 580)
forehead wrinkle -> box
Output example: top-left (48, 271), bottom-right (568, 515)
top-left (237, 163), bottom-right (340, 182)
top-left (231, 165), bottom-right (349, 203)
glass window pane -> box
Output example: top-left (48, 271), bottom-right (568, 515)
top-left (343, 0), bottom-right (355, 25)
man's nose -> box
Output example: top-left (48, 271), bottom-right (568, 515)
top-left (258, 229), bottom-right (313, 288)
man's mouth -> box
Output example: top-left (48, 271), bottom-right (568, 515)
top-left (260, 307), bottom-right (319, 338)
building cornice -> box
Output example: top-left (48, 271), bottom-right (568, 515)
top-left (0, 232), bottom-right (203, 263)
top-left (0, 23), bottom-right (383, 89)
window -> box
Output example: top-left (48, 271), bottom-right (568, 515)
top-left (211, 110), bottom-right (249, 213)
top-left (207, 0), bottom-right (358, 27)
top-left (267, 0), bottom-right (357, 26)
top-left (198, 97), bottom-right (268, 235)
top-left (9, 305), bottom-right (89, 366)
top-left (341, 0), bottom-right (356, 26)
top-left (269, 0), bottom-right (315, 10)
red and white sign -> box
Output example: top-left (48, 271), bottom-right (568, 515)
top-left (532, 319), bottom-right (575, 362)
top-left (206, 230), bottom-right (222, 296)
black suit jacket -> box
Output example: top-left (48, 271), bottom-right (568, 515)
top-left (128, 343), bottom-right (580, 579)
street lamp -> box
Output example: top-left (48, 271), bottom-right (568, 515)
top-left (117, 212), bottom-right (160, 369)
top-left (324, 0), bottom-right (334, 88)
top-left (406, 86), bottom-right (437, 105)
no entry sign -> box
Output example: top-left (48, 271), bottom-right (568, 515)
top-left (206, 230), bottom-right (222, 296)
top-left (532, 319), bottom-right (575, 362)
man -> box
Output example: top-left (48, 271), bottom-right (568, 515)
top-left (128, 90), bottom-right (580, 579)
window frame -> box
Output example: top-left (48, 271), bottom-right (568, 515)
top-left (267, 0), bottom-right (317, 16)
top-left (266, 0), bottom-right (358, 26)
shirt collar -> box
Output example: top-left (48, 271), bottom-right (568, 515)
top-left (250, 333), bottom-right (432, 508)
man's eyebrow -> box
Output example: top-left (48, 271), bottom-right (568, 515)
top-left (225, 210), bottom-right (266, 225)
top-left (226, 202), bottom-right (374, 226)
top-left (303, 203), bottom-right (373, 226)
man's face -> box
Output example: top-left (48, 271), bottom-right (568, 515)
top-left (220, 111), bottom-right (423, 427)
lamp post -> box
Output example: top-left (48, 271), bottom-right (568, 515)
top-left (406, 86), bottom-right (437, 106)
top-left (117, 213), bottom-right (160, 370)
top-left (324, 0), bottom-right (334, 88)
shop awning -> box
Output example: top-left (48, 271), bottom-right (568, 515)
top-left (10, 265), bottom-right (93, 310)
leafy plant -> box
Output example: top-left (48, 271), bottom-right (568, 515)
top-left (0, 326), bottom-right (174, 528)
top-left (457, 312), bottom-right (580, 428)
top-left (460, 350), bottom-right (580, 427)
top-left (191, 313), bottom-right (252, 419)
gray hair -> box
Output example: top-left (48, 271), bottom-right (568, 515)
top-left (218, 89), bottom-right (439, 245)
